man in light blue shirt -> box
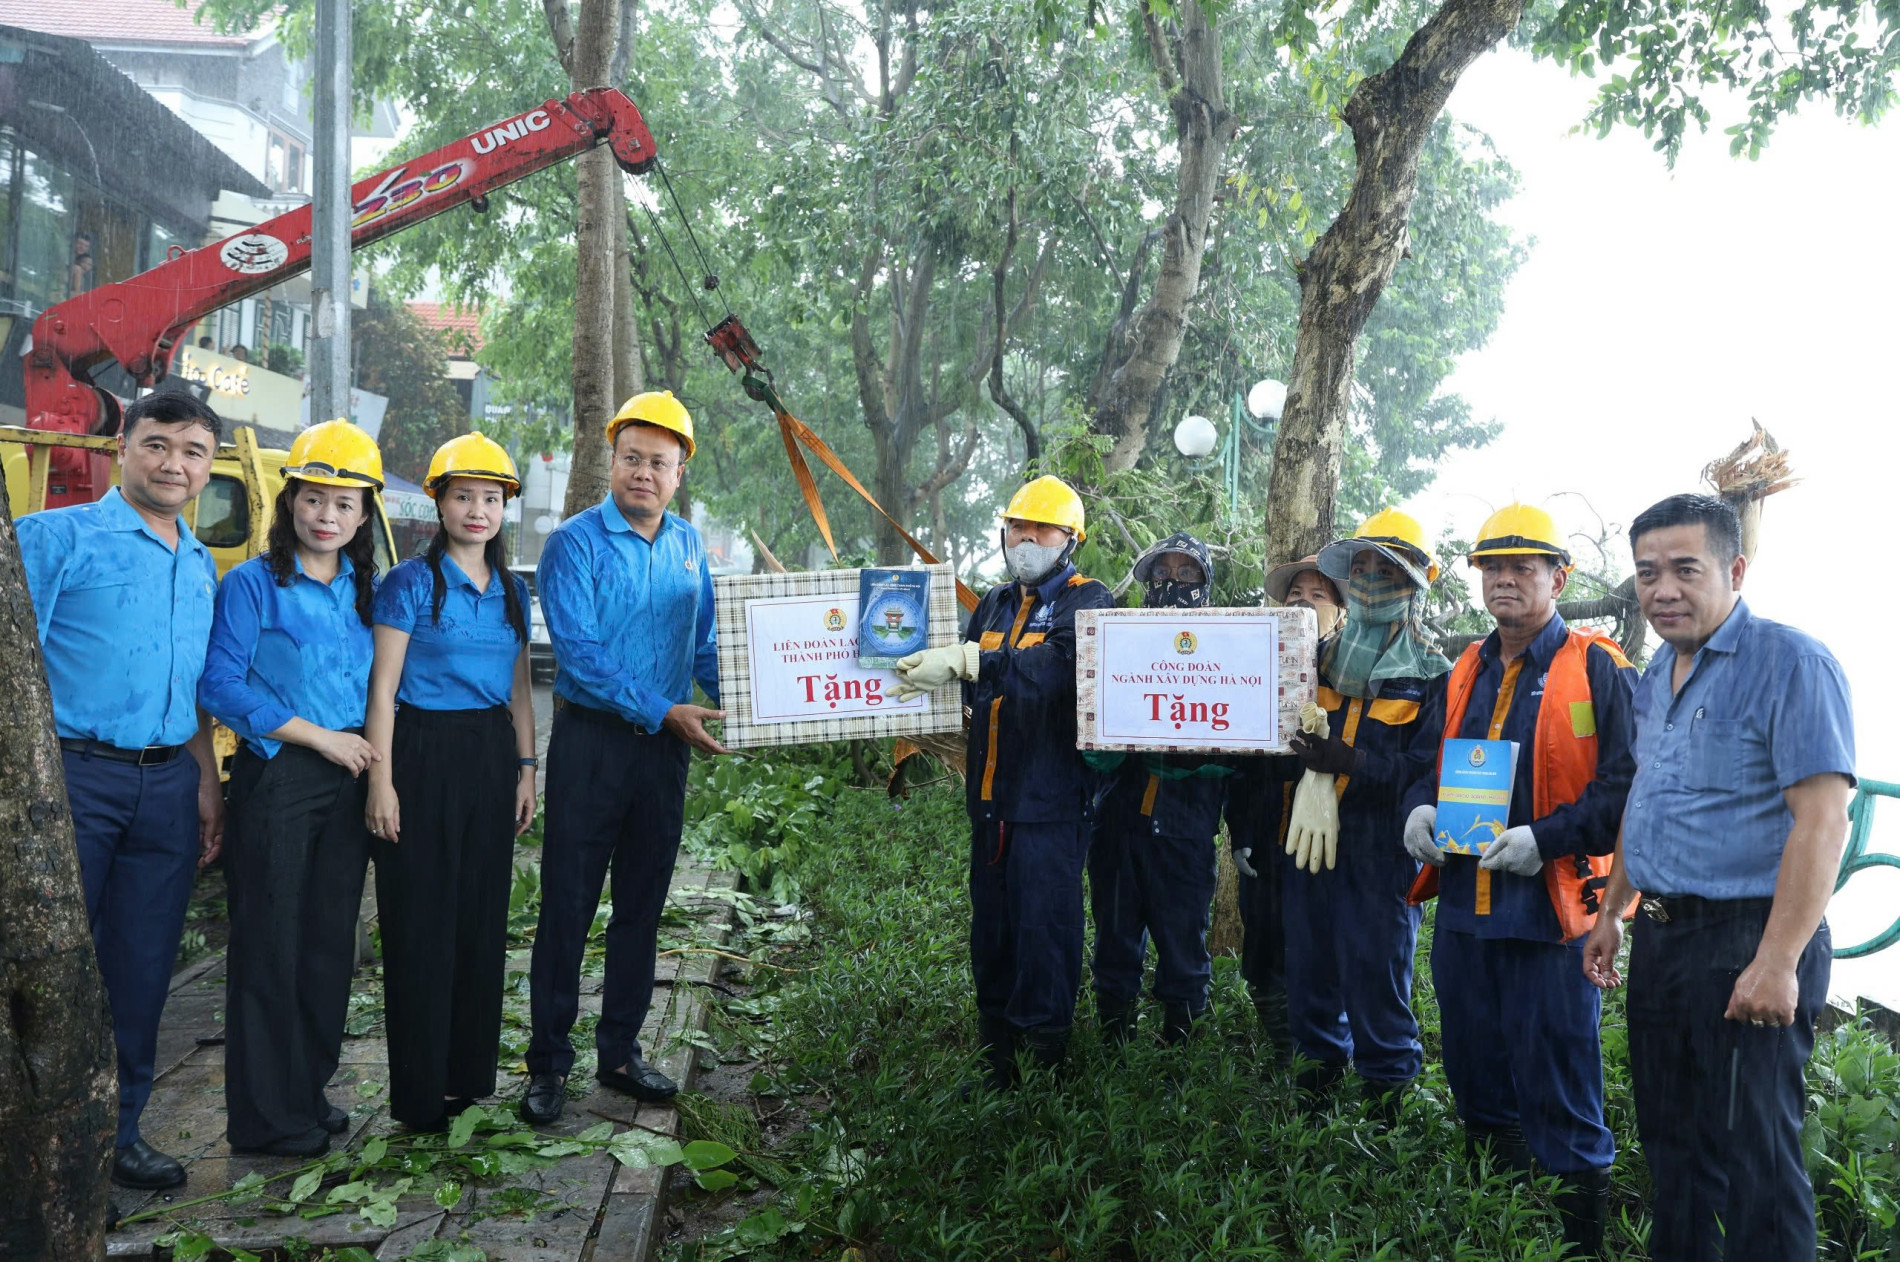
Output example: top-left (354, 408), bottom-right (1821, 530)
top-left (17, 392), bottom-right (226, 1192)
top-left (1583, 493), bottom-right (1855, 1262)
top-left (523, 391), bottom-right (724, 1125)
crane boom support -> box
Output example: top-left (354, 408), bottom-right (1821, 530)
top-left (24, 87), bottom-right (656, 507)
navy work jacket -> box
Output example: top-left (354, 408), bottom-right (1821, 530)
top-left (1317, 668), bottom-right (1439, 879)
top-left (1403, 613), bottom-right (1638, 940)
top-left (962, 563), bottom-right (1115, 824)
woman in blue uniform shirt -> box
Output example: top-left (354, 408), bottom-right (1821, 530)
top-left (199, 419), bottom-right (384, 1157)
top-left (364, 433), bottom-right (537, 1131)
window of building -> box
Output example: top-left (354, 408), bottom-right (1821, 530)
top-left (266, 130), bottom-right (306, 194)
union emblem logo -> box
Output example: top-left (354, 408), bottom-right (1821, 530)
top-left (824, 608), bottom-right (846, 631)
top-left (1174, 630), bottom-right (1198, 655)
top-left (1468, 745), bottom-right (1487, 768)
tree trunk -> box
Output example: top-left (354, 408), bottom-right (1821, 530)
top-left (555, 0), bottom-right (622, 518)
top-left (1263, 0), bottom-right (1530, 562)
top-left (0, 501), bottom-right (117, 1259)
top-left (1088, 0), bottom-right (1237, 471)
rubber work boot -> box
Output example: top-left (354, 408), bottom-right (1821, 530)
top-left (1020, 1024), bottom-right (1072, 1079)
top-left (962, 1012), bottom-right (1020, 1098)
top-left (1252, 989), bottom-right (1292, 1066)
top-left (1463, 1121), bottom-right (1533, 1181)
top-left (1161, 1002), bottom-right (1196, 1047)
top-left (1553, 1167), bottom-right (1612, 1260)
top-left (1360, 1077), bottom-right (1410, 1127)
top-left (1097, 996), bottom-right (1136, 1049)
top-left (1294, 1060), bottom-right (1346, 1116)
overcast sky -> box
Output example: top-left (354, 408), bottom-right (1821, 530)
top-left (1416, 48), bottom-right (1900, 1004)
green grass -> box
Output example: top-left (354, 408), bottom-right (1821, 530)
top-left (674, 767), bottom-right (1900, 1262)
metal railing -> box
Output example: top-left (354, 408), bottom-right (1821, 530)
top-left (1835, 778), bottom-right (1900, 959)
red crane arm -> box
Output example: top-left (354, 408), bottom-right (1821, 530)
top-left (24, 86), bottom-right (656, 504)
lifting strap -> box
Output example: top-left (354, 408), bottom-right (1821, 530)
top-left (752, 374), bottom-right (977, 613)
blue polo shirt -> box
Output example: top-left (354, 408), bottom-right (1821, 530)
top-left (199, 553), bottom-right (375, 758)
top-left (17, 487), bottom-right (217, 748)
top-left (1623, 600), bottom-right (1856, 900)
top-left (540, 497), bottom-right (718, 732)
top-left (374, 555), bottom-right (528, 710)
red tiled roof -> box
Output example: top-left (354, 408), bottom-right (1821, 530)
top-left (409, 302), bottom-right (484, 356)
top-left (0, 0), bottom-right (254, 47)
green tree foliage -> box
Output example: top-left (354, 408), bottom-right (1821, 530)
top-left (353, 292), bottom-right (467, 484)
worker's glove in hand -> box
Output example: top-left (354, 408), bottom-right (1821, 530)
top-left (1404, 804), bottom-right (1443, 867)
top-left (1290, 726), bottom-right (1359, 778)
top-left (1283, 704), bottom-right (1340, 873)
top-left (1231, 844), bottom-right (1258, 879)
top-left (1479, 825), bottom-right (1542, 876)
top-left (890, 642), bottom-right (981, 701)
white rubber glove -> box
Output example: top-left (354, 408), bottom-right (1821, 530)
top-left (1404, 804), bottom-right (1443, 867)
top-left (891, 642), bottom-right (982, 701)
top-left (1231, 845), bottom-right (1258, 879)
top-left (1479, 825), bottom-right (1542, 876)
top-left (1283, 703), bottom-right (1339, 874)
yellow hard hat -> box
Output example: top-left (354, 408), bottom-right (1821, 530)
top-left (283, 419), bottom-right (384, 491)
top-left (425, 432), bottom-right (520, 500)
top-left (1318, 506), bottom-right (1439, 587)
top-left (605, 390), bottom-right (695, 462)
top-left (1468, 503), bottom-right (1572, 568)
top-left (1002, 475), bottom-right (1086, 541)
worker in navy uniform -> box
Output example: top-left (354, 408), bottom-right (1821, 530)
top-left (1086, 532), bottom-right (1232, 1046)
top-left (521, 392), bottom-right (723, 1126)
top-left (1227, 555), bottom-right (1343, 1062)
top-left (1585, 494), bottom-right (1855, 1262)
top-left (893, 476), bottom-right (1115, 1085)
top-left (364, 434), bottom-right (539, 1131)
top-left (18, 392), bottom-right (225, 1192)
top-left (1280, 508), bottom-right (1448, 1118)
top-left (1400, 505), bottom-right (1636, 1259)
top-left (200, 420), bottom-right (385, 1158)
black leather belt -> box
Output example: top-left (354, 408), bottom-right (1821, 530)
top-left (59, 738), bottom-right (184, 766)
top-left (554, 696), bottom-right (649, 736)
top-left (1640, 893), bottom-right (1775, 925)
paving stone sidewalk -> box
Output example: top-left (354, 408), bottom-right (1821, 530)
top-left (106, 859), bottom-right (740, 1262)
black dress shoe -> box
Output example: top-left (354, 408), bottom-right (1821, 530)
top-left (112, 1139), bottom-right (186, 1190)
top-left (406, 1097), bottom-right (481, 1133)
top-left (320, 1101), bottom-right (350, 1134)
top-left (520, 1073), bottom-right (566, 1125)
top-left (232, 1126), bottom-right (331, 1158)
top-left (596, 1054), bottom-right (678, 1102)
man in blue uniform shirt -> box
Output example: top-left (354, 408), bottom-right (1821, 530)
top-left (18, 392), bottom-right (226, 1191)
top-left (1401, 505), bottom-right (1636, 1259)
top-left (522, 391), bottom-right (724, 1125)
top-left (894, 475), bottom-right (1115, 1085)
top-left (1584, 493), bottom-right (1855, 1262)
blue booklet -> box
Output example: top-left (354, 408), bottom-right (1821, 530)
top-left (857, 568), bottom-right (930, 668)
top-left (1436, 738), bottom-right (1519, 856)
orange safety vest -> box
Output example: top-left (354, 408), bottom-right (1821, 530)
top-left (1407, 628), bottom-right (1633, 941)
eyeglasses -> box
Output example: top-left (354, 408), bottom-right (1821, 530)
top-left (618, 454), bottom-right (679, 474)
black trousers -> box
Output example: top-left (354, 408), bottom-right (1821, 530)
top-left (374, 706), bottom-right (517, 1127)
top-left (1628, 901), bottom-right (1831, 1262)
top-left (224, 744), bottom-right (370, 1146)
top-left (527, 708), bottom-right (690, 1077)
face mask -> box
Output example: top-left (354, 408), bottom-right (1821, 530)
top-left (1143, 578), bottom-right (1209, 609)
top-left (1347, 569), bottom-right (1415, 624)
top-left (1006, 539), bottom-right (1069, 585)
